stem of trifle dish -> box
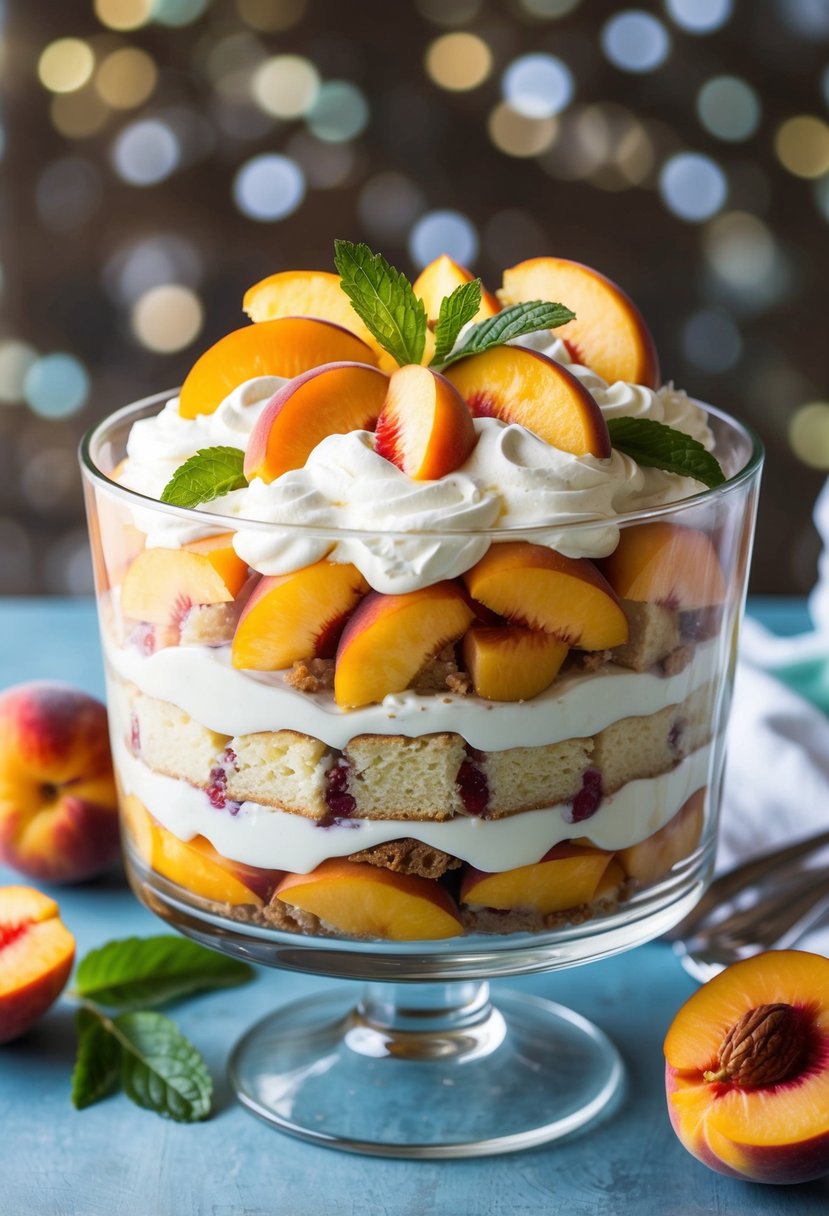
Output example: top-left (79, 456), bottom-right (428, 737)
top-left (350, 980), bottom-right (501, 1060)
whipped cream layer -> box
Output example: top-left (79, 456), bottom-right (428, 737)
top-left (115, 735), bottom-right (711, 874)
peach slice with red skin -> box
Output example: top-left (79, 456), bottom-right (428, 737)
top-left (499, 256), bottom-right (660, 389)
top-left (463, 541), bottom-right (629, 650)
top-left (461, 625), bottom-right (568, 701)
top-left (664, 950), bottom-right (829, 1184)
top-left (275, 858), bottom-right (463, 939)
top-left (460, 843), bottom-right (615, 915)
top-left (412, 255), bottom-right (500, 325)
top-left (334, 582), bottom-right (475, 708)
top-left (602, 522), bottom-right (726, 611)
top-left (617, 788), bottom-right (705, 884)
top-left (0, 886), bottom-right (75, 1043)
top-left (244, 361), bottom-right (389, 484)
top-left (374, 364), bottom-right (477, 480)
top-left (445, 345), bottom-right (611, 458)
top-left (120, 533), bottom-right (249, 626)
top-left (178, 316), bottom-right (379, 419)
top-left (231, 560), bottom-right (369, 671)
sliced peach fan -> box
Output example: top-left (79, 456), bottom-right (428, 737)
top-left (374, 364), bottom-right (477, 480)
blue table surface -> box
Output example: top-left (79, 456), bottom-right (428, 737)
top-left (1, 597), bottom-right (826, 1216)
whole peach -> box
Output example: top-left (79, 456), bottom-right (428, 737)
top-left (0, 682), bottom-right (120, 884)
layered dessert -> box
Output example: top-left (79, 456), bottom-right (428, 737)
top-left (85, 245), bottom-right (752, 941)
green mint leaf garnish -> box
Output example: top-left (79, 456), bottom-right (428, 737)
top-left (607, 416), bottom-right (725, 488)
top-left (73, 935), bottom-right (254, 1009)
top-left (429, 278), bottom-right (483, 367)
top-left (439, 299), bottom-right (576, 369)
top-left (115, 1010), bottom-right (212, 1122)
top-left (71, 1009), bottom-right (121, 1110)
top-left (159, 446), bottom-right (247, 509)
top-left (334, 238), bottom-right (426, 367)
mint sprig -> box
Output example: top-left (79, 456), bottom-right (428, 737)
top-left (160, 446), bottom-right (247, 509)
top-left (334, 239), bottom-right (426, 367)
top-left (607, 416), bottom-right (725, 488)
top-left (429, 278), bottom-right (483, 366)
top-left (439, 300), bottom-right (576, 369)
top-left (74, 935), bottom-right (253, 1009)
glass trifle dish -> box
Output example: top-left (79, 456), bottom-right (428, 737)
top-left (81, 244), bottom-right (762, 1156)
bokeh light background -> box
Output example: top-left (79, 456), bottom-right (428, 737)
top-left (2, 0), bottom-right (829, 594)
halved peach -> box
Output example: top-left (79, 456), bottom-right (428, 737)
top-left (275, 858), bottom-right (463, 939)
top-left (374, 364), bottom-right (477, 479)
top-left (602, 522), bottom-right (726, 611)
top-left (617, 789), bottom-right (705, 884)
top-left (120, 534), bottom-right (249, 626)
top-left (499, 256), bottom-right (660, 389)
top-left (244, 361), bottom-right (389, 483)
top-left (334, 582), bottom-right (474, 708)
top-left (412, 255), bottom-right (500, 326)
top-left (463, 541), bottom-right (629, 650)
top-left (231, 560), bottom-right (368, 671)
top-left (462, 625), bottom-right (568, 701)
top-left (178, 317), bottom-right (379, 419)
top-left (460, 843), bottom-right (615, 915)
top-left (445, 345), bottom-right (610, 457)
top-left (0, 885), bottom-right (75, 1043)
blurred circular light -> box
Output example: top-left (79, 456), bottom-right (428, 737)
top-left (502, 53), bottom-right (574, 118)
top-left (94, 0), bottom-right (153, 30)
top-left (36, 157), bottom-right (102, 232)
top-left (112, 119), bottom-right (180, 185)
top-left (38, 38), bottom-right (95, 93)
top-left (50, 89), bottom-right (109, 139)
top-left (822, 64), bottom-right (829, 108)
top-left (681, 308), bottom-right (742, 373)
top-left (23, 354), bottom-right (89, 419)
top-left (697, 76), bottom-right (760, 142)
top-left (814, 174), bottom-right (829, 222)
top-left (425, 33), bottom-right (492, 92)
top-left (106, 234), bottom-right (202, 304)
top-left (233, 153), bottom-right (305, 220)
top-left (21, 449), bottom-right (79, 511)
top-left (45, 531), bottom-right (95, 596)
top-left (775, 115), bottom-right (829, 179)
top-left (152, 0), bottom-right (208, 25)
top-left (488, 102), bottom-right (558, 157)
top-left (702, 211), bottom-right (776, 289)
top-left (602, 11), bottom-right (670, 73)
top-left (205, 33), bottom-right (268, 87)
top-left (131, 285), bottom-right (203, 353)
top-left (286, 133), bottom-right (357, 188)
top-left (777, 0), bottom-right (829, 38)
top-left (236, 0), bottom-right (307, 30)
top-left (520, 0), bottom-right (581, 16)
top-left (416, 0), bottom-right (482, 26)
top-left (252, 55), bottom-right (319, 118)
top-left (615, 121), bottom-right (655, 183)
top-left (790, 402), bottom-right (829, 468)
top-left (95, 47), bottom-right (157, 109)
top-left (664, 0), bottom-right (733, 33)
top-left (357, 171), bottom-right (426, 241)
top-left (0, 519), bottom-right (31, 591)
top-left (307, 81), bottom-right (369, 142)
top-left (659, 152), bottom-right (726, 221)
top-left (0, 340), bottom-right (37, 404)
top-left (409, 210), bottom-right (478, 269)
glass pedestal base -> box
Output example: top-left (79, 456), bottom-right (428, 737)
top-left (228, 981), bottom-right (624, 1158)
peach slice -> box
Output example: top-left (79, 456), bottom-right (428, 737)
top-left (243, 269), bottom-right (380, 349)
top-left (602, 522), bottom-right (726, 611)
top-left (334, 583), bottom-right (475, 708)
top-left (444, 345), bottom-right (610, 458)
top-left (178, 316), bottom-right (379, 419)
top-left (617, 789), bottom-right (705, 884)
top-left (244, 361), bottom-right (389, 484)
top-left (374, 364), bottom-right (477, 480)
top-left (120, 533), bottom-right (249, 626)
top-left (275, 858), bottom-right (463, 940)
top-left (462, 625), bottom-right (568, 701)
top-left (412, 255), bottom-right (500, 325)
top-left (231, 560), bottom-right (368, 671)
top-left (460, 843), bottom-right (615, 915)
top-left (0, 886), bottom-right (75, 1043)
top-left (463, 541), bottom-right (629, 650)
top-left (499, 256), bottom-right (660, 389)
top-left (664, 950), bottom-right (829, 1184)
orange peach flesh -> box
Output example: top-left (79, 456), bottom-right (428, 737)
top-left (232, 561), bottom-right (369, 670)
top-left (412, 255), bottom-right (500, 325)
top-left (374, 364), bottom-right (477, 480)
top-left (463, 541), bottom-right (629, 650)
top-left (243, 269), bottom-right (381, 350)
top-left (617, 789), bottom-right (705, 883)
top-left (460, 844), bottom-right (614, 915)
top-left (178, 316), bottom-right (379, 420)
top-left (602, 522), bottom-right (726, 611)
top-left (0, 886), bottom-right (75, 1044)
top-left (499, 256), bottom-right (660, 389)
top-left (120, 536), bottom-right (248, 625)
top-left (445, 345), bottom-right (611, 458)
top-left (276, 859), bottom-right (463, 940)
top-left (462, 625), bottom-right (568, 701)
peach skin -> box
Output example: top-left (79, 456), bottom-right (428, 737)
top-left (374, 364), bottom-right (477, 480)
top-left (0, 886), bottom-right (75, 1043)
top-left (120, 533), bottom-right (249, 626)
top-left (412, 255), bottom-right (500, 325)
top-left (460, 843), bottom-right (615, 915)
top-left (602, 522), bottom-right (726, 611)
top-left (461, 625), bottom-right (568, 701)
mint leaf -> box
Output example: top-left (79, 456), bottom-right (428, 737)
top-left (439, 299), bottom-right (576, 368)
top-left (115, 1011), bottom-right (212, 1122)
top-left (73, 935), bottom-right (254, 1010)
top-left (607, 417), bottom-right (725, 488)
top-left (429, 279), bottom-right (483, 366)
top-left (160, 446), bottom-right (247, 509)
top-left (334, 239), bottom-right (426, 367)
top-left (71, 1009), bottom-right (121, 1110)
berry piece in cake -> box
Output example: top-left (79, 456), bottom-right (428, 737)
top-left (462, 625), bottom-right (568, 701)
top-left (617, 788), bottom-right (705, 884)
top-left (374, 364), bottom-right (477, 480)
top-left (244, 361), bottom-right (389, 483)
top-left (602, 522), bottom-right (726, 611)
top-left (333, 583), bottom-right (475, 708)
top-left (463, 541), bottom-right (629, 650)
top-left (566, 768), bottom-right (604, 823)
top-left (460, 843), bottom-right (616, 916)
top-left (444, 345), bottom-right (610, 457)
top-left (120, 534), bottom-right (249, 627)
top-left (232, 560), bottom-right (368, 671)
top-left (498, 256), bottom-right (660, 389)
top-left (412, 255), bottom-right (500, 325)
